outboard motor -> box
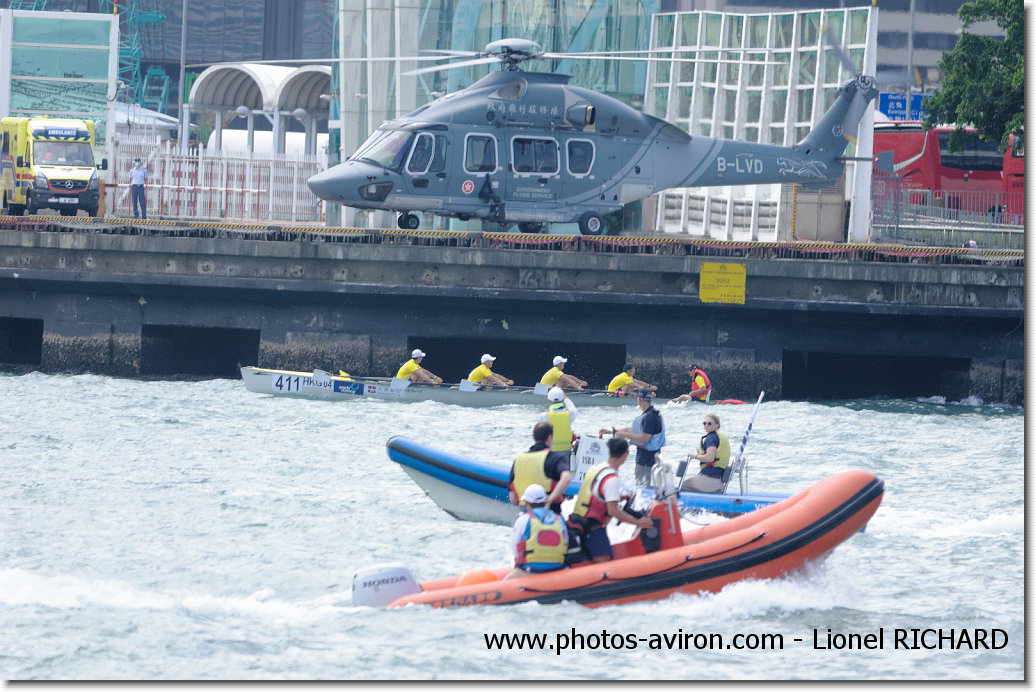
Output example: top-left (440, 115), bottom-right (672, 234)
top-left (352, 564), bottom-right (421, 607)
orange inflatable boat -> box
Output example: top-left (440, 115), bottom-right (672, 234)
top-left (353, 470), bottom-right (884, 608)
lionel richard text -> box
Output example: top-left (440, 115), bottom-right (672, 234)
top-left (809, 628), bottom-right (1008, 650)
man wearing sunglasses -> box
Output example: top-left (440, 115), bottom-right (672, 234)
top-left (599, 388), bottom-right (665, 486)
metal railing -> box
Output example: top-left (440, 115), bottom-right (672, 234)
top-left (871, 174), bottom-right (1024, 250)
top-left (106, 133), bottom-right (325, 223)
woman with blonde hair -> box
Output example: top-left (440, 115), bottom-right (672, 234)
top-left (680, 412), bottom-right (730, 493)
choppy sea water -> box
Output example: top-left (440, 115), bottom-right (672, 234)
top-left (0, 373), bottom-right (1023, 680)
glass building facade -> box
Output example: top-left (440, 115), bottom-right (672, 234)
top-left (0, 9), bottom-right (117, 144)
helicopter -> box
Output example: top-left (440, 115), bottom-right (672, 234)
top-left (307, 38), bottom-right (884, 235)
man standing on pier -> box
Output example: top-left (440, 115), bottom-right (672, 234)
top-left (130, 158), bottom-right (147, 220)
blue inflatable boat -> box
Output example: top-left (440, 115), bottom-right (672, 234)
top-left (386, 436), bottom-right (790, 526)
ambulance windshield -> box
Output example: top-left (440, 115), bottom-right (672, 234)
top-left (34, 141), bottom-right (95, 167)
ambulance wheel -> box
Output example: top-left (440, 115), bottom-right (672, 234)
top-left (397, 212), bottom-right (420, 230)
top-left (578, 212), bottom-right (603, 236)
top-left (59, 208), bottom-right (76, 217)
top-left (518, 222), bottom-right (543, 234)
top-left (7, 204), bottom-right (24, 216)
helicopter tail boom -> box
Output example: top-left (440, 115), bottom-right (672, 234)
top-left (674, 76), bottom-right (877, 191)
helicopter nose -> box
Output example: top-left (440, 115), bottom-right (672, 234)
top-left (307, 165), bottom-right (349, 201)
top-left (308, 160), bottom-right (395, 205)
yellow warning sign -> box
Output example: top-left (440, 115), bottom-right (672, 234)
top-left (699, 262), bottom-right (746, 304)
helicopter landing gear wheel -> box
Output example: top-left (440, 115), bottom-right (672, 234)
top-left (578, 212), bottom-right (604, 236)
top-left (397, 212), bottom-right (420, 230)
top-left (517, 222), bottom-right (543, 234)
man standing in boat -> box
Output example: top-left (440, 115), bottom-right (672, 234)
top-left (539, 387), bottom-right (578, 453)
top-left (509, 422), bottom-right (572, 515)
top-left (606, 363), bottom-right (657, 395)
top-left (396, 348), bottom-right (442, 383)
top-left (600, 388), bottom-right (666, 486)
top-left (569, 438), bottom-right (655, 563)
top-left (539, 356), bottom-right (588, 390)
top-left (468, 353), bottom-right (514, 387)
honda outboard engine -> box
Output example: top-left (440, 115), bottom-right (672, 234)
top-left (352, 564), bottom-right (421, 607)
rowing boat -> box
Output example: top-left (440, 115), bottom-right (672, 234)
top-left (385, 436), bottom-right (790, 525)
top-left (353, 469), bottom-right (884, 608)
top-left (240, 366), bottom-right (642, 407)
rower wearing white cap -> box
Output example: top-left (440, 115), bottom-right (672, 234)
top-left (467, 353), bottom-right (514, 387)
top-left (539, 386), bottom-right (578, 452)
top-left (396, 348), bottom-right (442, 383)
top-left (538, 355), bottom-right (588, 390)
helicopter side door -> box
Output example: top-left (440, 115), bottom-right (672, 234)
top-left (403, 131), bottom-right (451, 204)
top-left (562, 137), bottom-right (599, 202)
top-left (506, 135), bottom-right (559, 205)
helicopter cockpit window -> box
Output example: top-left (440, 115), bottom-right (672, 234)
top-left (465, 135), bottom-right (497, 173)
top-left (351, 129), bottom-right (414, 171)
top-left (512, 137), bottom-right (558, 175)
top-left (407, 133), bottom-right (434, 174)
top-left (567, 140), bottom-right (594, 175)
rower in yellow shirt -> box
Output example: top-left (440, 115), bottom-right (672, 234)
top-left (468, 353), bottom-right (514, 387)
top-left (539, 355), bottom-right (587, 390)
top-left (396, 348), bottom-right (442, 383)
top-left (607, 363), bottom-right (657, 394)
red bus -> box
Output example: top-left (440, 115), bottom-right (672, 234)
top-left (872, 122), bottom-right (1024, 225)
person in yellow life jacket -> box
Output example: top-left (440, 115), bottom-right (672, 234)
top-left (505, 484), bottom-right (568, 578)
top-left (395, 348), bottom-right (442, 383)
top-left (539, 355), bottom-right (588, 389)
top-left (539, 386), bottom-right (578, 452)
top-left (467, 353), bottom-right (513, 387)
top-left (508, 421), bottom-right (572, 514)
top-left (675, 363), bottom-right (712, 402)
top-left (606, 363), bottom-right (657, 395)
top-left (680, 412), bottom-right (730, 493)
top-left (568, 438), bottom-right (654, 563)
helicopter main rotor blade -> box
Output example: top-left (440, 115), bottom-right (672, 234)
top-left (421, 49), bottom-right (486, 58)
top-left (539, 52), bottom-right (777, 65)
top-left (405, 56), bottom-right (501, 76)
top-left (187, 56), bottom-right (452, 69)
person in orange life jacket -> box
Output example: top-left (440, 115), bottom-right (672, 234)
top-left (539, 386), bottom-right (578, 452)
top-left (570, 438), bottom-right (654, 563)
top-left (505, 484), bottom-right (569, 578)
top-left (508, 421), bottom-right (572, 514)
top-left (599, 388), bottom-right (666, 486)
top-left (675, 363), bottom-right (712, 402)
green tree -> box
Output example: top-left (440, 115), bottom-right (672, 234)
top-left (922, 0), bottom-right (1023, 150)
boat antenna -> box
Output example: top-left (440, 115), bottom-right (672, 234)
top-left (732, 391), bottom-right (765, 495)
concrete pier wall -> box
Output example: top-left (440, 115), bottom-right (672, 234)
top-left (0, 228), bottom-right (1023, 404)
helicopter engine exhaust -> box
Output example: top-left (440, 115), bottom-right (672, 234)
top-left (566, 104), bottom-right (596, 127)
